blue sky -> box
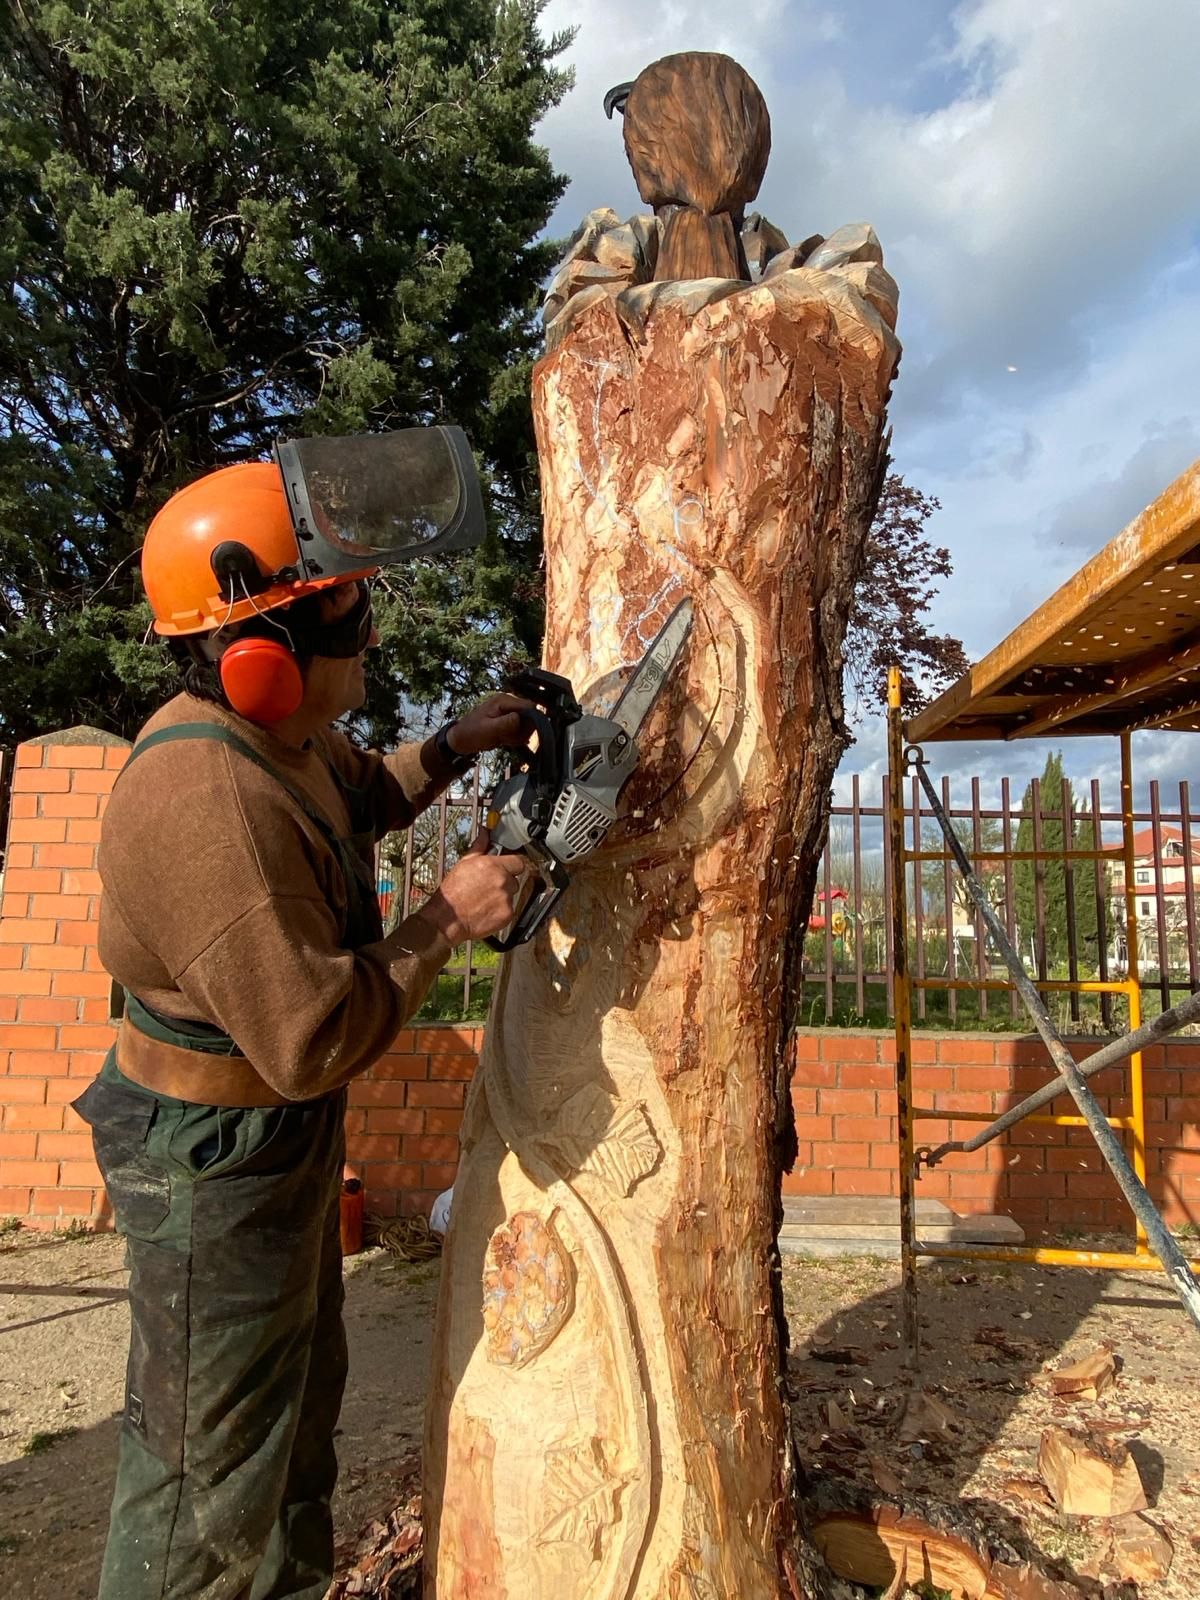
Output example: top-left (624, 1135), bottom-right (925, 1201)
top-left (534, 0), bottom-right (1200, 816)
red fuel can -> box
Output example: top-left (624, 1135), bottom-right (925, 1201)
top-left (340, 1166), bottom-right (364, 1256)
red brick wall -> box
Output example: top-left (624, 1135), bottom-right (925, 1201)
top-left (0, 735), bottom-right (482, 1228)
top-left (3, 736), bottom-right (1198, 1236)
top-left (345, 1026), bottom-right (482, 1220)
top-left (787, 1030), bottom-right (1200, 1231)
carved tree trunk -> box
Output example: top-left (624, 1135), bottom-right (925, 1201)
top-left (424, 260), bottom-right (898, 1596)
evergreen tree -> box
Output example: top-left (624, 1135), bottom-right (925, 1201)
top-left (1013, 752), bottom-right (1101, 972)
top-left (0, 0), bottom-right (571, 744)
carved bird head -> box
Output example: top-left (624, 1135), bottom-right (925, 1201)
top-left (607, 53), bottom-right (770, 216)
top-left (604, 82), bottom-right (634, 120)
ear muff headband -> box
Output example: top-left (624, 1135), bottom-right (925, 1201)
top-left (219, 636), bottom-right (304, 724)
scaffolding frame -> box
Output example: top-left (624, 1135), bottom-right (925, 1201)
top-left (884, 459), bottom-right (1200, 1360)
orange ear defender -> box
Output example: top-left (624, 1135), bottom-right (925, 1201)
top-left (218, 636), bottom-right (303, 724)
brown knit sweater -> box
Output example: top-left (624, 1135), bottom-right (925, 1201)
top-left (98, 693), bottom-right (459, 1100)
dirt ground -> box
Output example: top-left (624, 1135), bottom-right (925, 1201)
top-left (1, 1227), bottom-right (1197, 1597)
top-left (0, 1229), bottom-right (439, 1599)
top-left (782, 1252), bottom-right (1200, 1597)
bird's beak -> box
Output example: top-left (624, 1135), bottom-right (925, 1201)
top-left (604, 81), bottom-right (634, 120)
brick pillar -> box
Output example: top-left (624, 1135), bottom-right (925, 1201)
top-left (0, 730), bottom-right (129, 1227)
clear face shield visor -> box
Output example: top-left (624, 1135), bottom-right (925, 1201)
top-left (273, 424), bottom-right (487, 580)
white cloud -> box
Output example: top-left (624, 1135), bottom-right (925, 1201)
top-left (543, 3), bottom-right (1200, 383)
top-left (1043, 419), bottom-right (1200, 551)
top-left (907, 264), bottom-right (1200, 662)
top-left (534, 1), bottom-right (1200, 798)
top-left (797, 2), bottom-right (1200, 407)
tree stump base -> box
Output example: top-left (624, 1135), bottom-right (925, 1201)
top-left (332, 1464), bottom-right (1088, 1600)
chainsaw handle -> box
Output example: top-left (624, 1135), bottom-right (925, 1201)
top-left (485, 858), bottom-right (570, 952)
top-left (504, 705), bottom-right (558, 788)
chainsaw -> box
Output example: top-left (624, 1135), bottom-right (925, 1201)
top-left (484, 598), bottom-right (694, 951)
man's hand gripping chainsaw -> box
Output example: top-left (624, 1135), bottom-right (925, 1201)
top-left (484, 598), bottom-right (694, 951)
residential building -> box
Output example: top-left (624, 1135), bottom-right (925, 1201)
top-left (1108, 824), bottom-right (1200, 973)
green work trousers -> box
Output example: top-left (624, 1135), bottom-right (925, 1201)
top-left (74, 1053), bottom-right (348, 1600)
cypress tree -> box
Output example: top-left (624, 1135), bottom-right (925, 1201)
top-left (1, 0), bottom-right (572, 743)
top-left (1013, 752), bottom-right (1100, 973)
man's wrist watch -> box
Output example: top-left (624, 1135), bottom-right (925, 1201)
top-left (434, 721), bottom-right (475, 775)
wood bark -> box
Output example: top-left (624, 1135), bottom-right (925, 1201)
top-left (424, 244), bottom-right (898, 1594)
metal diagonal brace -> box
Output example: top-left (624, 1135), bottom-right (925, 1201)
top-left (924, 984), bottom-right (1200, 1166)
top-left (907, 747), bottom-right (1200, 1336)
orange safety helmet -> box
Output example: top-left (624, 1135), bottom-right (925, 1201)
top-left (141, 461), bottom-right (376, 638)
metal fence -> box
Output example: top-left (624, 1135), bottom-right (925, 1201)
top-left (373, 766), bottom-right (1200, 1028)
top-left (805, 771), bottom-right (1200, 1031)
top-left (376, 766), bottom-right (494, 1021)
top-left (5, 734), bottom-right (1193, 1029)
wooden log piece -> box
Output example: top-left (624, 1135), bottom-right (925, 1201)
top-left (1104, 1512), bottom-right (1174, 1585)
top-left (798, 1476), bottom-right (1084, 1600)
top-left (1048, 1345), bottom-right (1116, 1402)
top-left (986, 1564), bottom-right (1084, 1600)
top-left (1037, 1426), bottom-right (1148, 1518)
top-left (810, 1507), bottom-right (991, 1598)
top-left (423, 242), bottom-right (899, 1596)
